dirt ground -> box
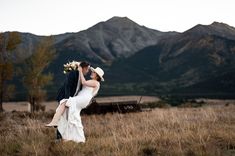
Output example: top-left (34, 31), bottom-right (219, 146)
top-left (3, 96), bottom-right (235, 112)
top-left (2, 96), bottom-right (160, 112)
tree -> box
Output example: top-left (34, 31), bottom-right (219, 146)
top-left (0, 32), bottom-right (21, 112)
top-left (23, 37), bottom-right (56, 112)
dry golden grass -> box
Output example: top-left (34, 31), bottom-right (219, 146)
top-left (0, 104), bottom-right (235, 156)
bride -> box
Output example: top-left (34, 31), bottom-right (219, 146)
top-left (46, 66), bottom-right (104, 143)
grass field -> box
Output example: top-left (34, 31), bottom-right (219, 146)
top-left (0, 102), bottom-right (235, 155)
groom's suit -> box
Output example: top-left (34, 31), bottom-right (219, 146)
top-left (55, 70), bottom-right (82, 139)
top-left (56, 70), bottom-right (82, 103)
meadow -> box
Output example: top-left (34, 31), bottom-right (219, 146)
top-left (0, 102), bottom-right (235, 156)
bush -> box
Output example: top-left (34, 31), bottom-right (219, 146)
top-left (143, 100), bottom-right (171, 109)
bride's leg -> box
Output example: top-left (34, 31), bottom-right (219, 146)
top-left (45, 101), bottom-right (67, 127)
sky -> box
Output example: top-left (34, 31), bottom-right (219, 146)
top-left (0, 0), bottom-right (234, 35)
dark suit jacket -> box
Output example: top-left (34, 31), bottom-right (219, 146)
top-left (56, 70), bottom-right (81, 102)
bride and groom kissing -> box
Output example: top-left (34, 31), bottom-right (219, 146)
top-left (46, 61), bottom-right (104, 143)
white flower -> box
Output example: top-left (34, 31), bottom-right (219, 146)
top-left (63, 60), bottom-right (80, 73)
top-left (71, 61), bottom-right (76, 66)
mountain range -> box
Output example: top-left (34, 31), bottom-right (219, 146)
top-left (4, 17), bottom-right (235, 99)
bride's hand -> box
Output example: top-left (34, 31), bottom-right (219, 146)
top-left (78, 67), bottom-right (82, 72)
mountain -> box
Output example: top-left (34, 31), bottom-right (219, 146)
top-left (3, 18), bottom-right (235, 99)
top-left (4, 32), bottom-right (42, 62)
top-left (54, 16), bottom-right (177, 64)
top-left (9, 16), bottom-right (176, 64)
top-left (6, 17), bottom-right (177, 99)
top-left (5, 32), bottom-right (74, 62)
top-left (46, 17), bottom-right (177, 95)
top-left (105, 22), bottom-right (235, 97)
top-left (184, 22), bottom-right (235, 40)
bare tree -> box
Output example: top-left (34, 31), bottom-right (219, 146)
top-left (0, 32), bottom-right (21, 112)
top-left (23, 36), bottom-right (56, 112)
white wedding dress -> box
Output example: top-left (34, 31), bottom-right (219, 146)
top-left (57, 84), bottom-right (100, 143)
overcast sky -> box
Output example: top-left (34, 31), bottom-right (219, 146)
top-left (0, 0), bottom-right (234, 35)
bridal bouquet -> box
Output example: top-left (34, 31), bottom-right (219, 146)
top-left (63, 61), bottom-right (80, 74)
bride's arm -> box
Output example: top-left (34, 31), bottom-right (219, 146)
top-left (78, 67), bottom-right (98, 88)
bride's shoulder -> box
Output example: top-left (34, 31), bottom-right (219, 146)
top-left (88, 80), bottom-right (100, 87)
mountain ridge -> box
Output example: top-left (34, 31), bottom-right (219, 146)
top-left (7, 16), bottom-right (176, 64)
top-left (2, 17), bottom-right (235, 99)
top-left (104, 22), bottom-right (235, 96)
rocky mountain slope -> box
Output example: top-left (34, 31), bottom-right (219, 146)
top-left (9, 17), bottom-right (176, 64)
top-left (105, 22), bottom-right (235, 96)
top-left (3, 18), bottom-right (235, 99)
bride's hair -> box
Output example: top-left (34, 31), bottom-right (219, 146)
top-left (95, 74), bottom-right (102, 82)
top-left (80, 61), bottom-right (90, 68)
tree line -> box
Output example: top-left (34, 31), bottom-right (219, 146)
top-left (0, 32), bottom-right (56, 112)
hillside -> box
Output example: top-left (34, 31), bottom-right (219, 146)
top-left (3, 18), bottom-right (235, 99)
top-left (105, 22), bottom-right (235, 97)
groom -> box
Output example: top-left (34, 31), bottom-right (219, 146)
top-left (55, 61), bottom-right (90, 140)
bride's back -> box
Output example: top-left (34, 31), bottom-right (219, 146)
top-left (79, 83), bottom-right (100, 97)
